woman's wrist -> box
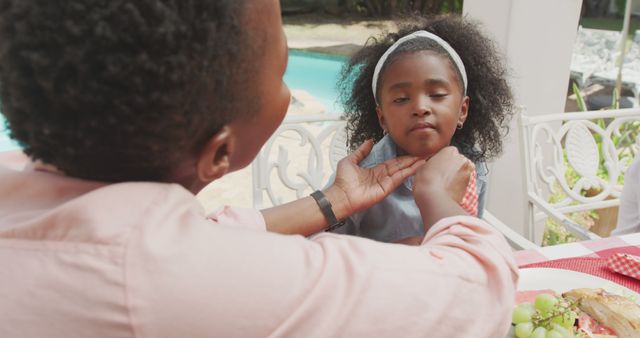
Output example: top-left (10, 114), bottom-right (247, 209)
top-left (414, 186), bottom-right (467, 230)
top-left (322, 185), bottom-right (352, 221)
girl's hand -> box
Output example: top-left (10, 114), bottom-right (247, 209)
top-left (324, 140), bottom-right (424, 220)
top-left (412, 146), bottom-right (474, 204)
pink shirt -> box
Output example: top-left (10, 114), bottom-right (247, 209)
top-left (0, 163), bottom-right (518, 338)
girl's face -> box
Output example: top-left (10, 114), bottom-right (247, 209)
top-left (376, 50), bottom-right (469, 158)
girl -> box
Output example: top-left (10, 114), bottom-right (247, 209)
top-left (332, 15), bottom-right (515, 243)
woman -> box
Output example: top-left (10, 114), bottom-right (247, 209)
top-left (0, 0), bottom-right (518, 337)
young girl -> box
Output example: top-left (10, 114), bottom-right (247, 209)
top-left (332, 15), bottom-right (515, 243)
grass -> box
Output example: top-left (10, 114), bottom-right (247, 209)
top-left (580, 16), bottom-right (640, 40)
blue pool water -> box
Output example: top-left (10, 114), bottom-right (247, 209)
top-left (0, 115), bottom-right (18, 152)
top-left (0, 50), bottom-right (346, 152)
top-left (284, 50), bottom-right (345, 114)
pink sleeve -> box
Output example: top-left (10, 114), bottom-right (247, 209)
top-left (127, 213), bottom-right (518, 338)
top-left (207, 205), bottom-right (266, 231)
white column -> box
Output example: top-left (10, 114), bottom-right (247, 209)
top-left (463, 0), bottom-right (583, 242)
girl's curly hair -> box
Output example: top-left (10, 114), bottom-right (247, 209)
top-left (338, 14), bottom-right (515, 162)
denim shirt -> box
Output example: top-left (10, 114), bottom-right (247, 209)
top-left (329, 134), bottom-right (488, 242)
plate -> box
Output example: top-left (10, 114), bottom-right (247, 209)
top-left (517, 268), bottom-right (639, 300)
top-left (506, 268), bottom-right (639, 338)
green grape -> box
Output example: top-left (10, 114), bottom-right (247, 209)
top-left (514, 322), bottom-right (534, 338)
top-left (551, 323), bottom-right (572, 337)
top-left (561, 311), bottom-right (577, 329)
top-left (551, 315), bottom-right (563, 325)
top-left (519, 302), bottom-right (535, 312)
top-left (530, 326), bottom-right (547, 338)
top-left (534, 294), bottom-right (558, 313)
top-left (512, 305), bottom-right (534, 324)
top-left (550, 309), bottom-right (577, 329)
top-left (545, 329), bottom-right (565, 338)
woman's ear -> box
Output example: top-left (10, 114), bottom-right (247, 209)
top-left (458, 96), bottom-right (470, 125)
top-left (196, 126), bottom-right (234, 183)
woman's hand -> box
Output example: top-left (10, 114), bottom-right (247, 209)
top-left (324, 140), bottom-right (424, 220)
top-left (413, 146), bottom-right (474, 202)
top-left (412, 146), bottom-right (475, 229)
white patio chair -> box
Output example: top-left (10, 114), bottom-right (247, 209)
top-left (251, 114), bottom-right (537, 250)
top-left (520, 108), bottom-right (640, 243)
top-left (570, 26), bottom-right (623, 89)
top-left (251, 114), bottom-right (347, 208)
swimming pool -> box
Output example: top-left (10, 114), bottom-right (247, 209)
top-left (0, 115), bottom-right (18, 152)
top-left (284, 50), bottom-right (345, 114)
top-left (0, 50), bottom-right (346, 152)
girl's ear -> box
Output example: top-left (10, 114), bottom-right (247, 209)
top-left (376, 105), bottom-right (388, 133)
top-left (458, 96), bottom-right (470, 125)
top-left (196, 126), bottom-right (234, 183)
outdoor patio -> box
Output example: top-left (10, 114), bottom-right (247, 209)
top-left (3, 2), bottom-right (640, 337)
top-left (199, 0), bottom-right (640, 248)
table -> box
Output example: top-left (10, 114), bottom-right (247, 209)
top-left (515, 233), bottom-right (640, 292)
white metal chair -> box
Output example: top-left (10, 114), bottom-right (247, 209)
top-left (251, 114), bottom-right (538, 250)
top-left (520, 108), bottom-right (640, 243)
top-left (251, 114), bottom-right (347, 208)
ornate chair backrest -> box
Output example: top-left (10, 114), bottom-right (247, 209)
top-left (251, 114), bottom-right (347, 208)
top-left (251, 113), bottom-right (539, 250)
top-left (519, 108), bottom-right (640, 241)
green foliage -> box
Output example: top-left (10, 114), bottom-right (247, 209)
top-left (616, 0), bottom-right (627, 18)
top-left (543, 86), bottom-right (637, 246)
top-left (338, 0), bottom-right (463, 17)
top-left (542, 168), bottom-right (595, 246)
top-left (572, 83), bottom-right (588, 112)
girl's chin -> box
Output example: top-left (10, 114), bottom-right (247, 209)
top-left (402, 147), bottom-right (436, 159)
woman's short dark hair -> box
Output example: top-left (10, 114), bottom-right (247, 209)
top-left (0, 0), bottom-right (259, 181)
top-left (339, 15), bottom-right (515, 162)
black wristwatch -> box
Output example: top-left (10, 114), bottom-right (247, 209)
top-left (310, 190), bottom-right (345, 231)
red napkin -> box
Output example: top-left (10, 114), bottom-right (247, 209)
top-left (607, 253), bottom-right (640, 280)
top-left (460, 173), bottom-right (478, 217)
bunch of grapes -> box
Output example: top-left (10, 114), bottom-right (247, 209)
top-left (512, 294), bottom-right (578, 338)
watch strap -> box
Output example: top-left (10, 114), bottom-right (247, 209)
top-left (310, 190), bottom-right (345, 231)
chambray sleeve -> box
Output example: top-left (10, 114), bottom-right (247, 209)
top-left (475, 161), bottom-right (489, 218)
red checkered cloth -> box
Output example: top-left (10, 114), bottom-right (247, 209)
top-left (521, 257), bottom-right (640, 293)
top-left (460, 172), bottom-right (478, 217)
top-left (607, 253), bottom-right (640, 280)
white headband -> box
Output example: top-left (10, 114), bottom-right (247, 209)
top-left (371, 30), bottom-right (467, 102)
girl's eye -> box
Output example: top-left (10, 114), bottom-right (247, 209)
top-left (392, 97), bottom-right (409, 103)
top-left (431, 93), bottom-right (448, 98)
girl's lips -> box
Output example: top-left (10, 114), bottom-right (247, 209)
top-left (410, 122), bottom-right (436, 131)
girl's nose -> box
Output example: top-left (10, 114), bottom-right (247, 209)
top-left (412, 95), bottom-right (432, 117)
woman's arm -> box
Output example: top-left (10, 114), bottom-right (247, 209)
top-left (260, 185), bottom-right (349, 236)
top-left (412, 146), bottom-right (475, 228)
top-left (394, 146), bottom-right (476, 245)
top-left (261, 140), bottom-right (424, 236)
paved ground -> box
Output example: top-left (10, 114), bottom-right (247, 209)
top-left (283, 13), bottom-right (394, 52)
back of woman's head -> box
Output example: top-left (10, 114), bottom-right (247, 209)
top-left (0, 0), bottom-right (257, 182)
top-left (339, 14), bottom-right (514, 162)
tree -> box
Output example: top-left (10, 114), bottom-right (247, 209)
top-left (338, 0), bottom-right (463, 17)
